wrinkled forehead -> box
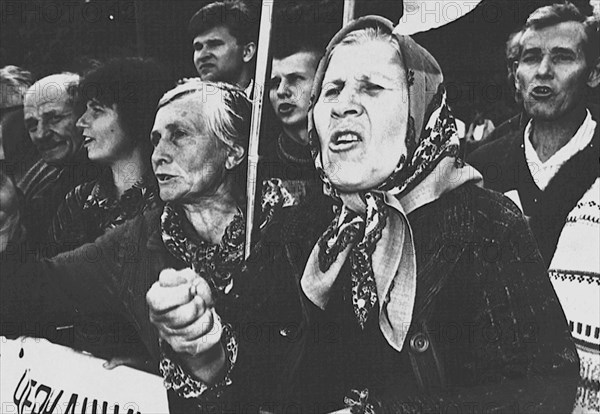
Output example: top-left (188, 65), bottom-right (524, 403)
top-left (520, 21), bottom-right (587, 53)
top-left (155, 95), bottom-right (208, 130)
top-left (323, 39), bottom-right (406, 83)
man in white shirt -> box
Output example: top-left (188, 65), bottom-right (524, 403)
top-left (468, 5), bottom-right (599, 412)
top-left (188, 1), bottom-right (257, 94)
top-left (468, 2), bottom-right (599, 265)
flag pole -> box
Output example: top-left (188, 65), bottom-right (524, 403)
top-left (343, 0), bottom-right (356, 25)
top-left (245, 0), bottom-right (276, 259)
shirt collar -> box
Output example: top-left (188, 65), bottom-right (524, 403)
top-left (524, 109), bottom-right (596, 169)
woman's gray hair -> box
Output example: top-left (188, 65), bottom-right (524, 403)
top-left (158, 78), bottom-right (252, 151)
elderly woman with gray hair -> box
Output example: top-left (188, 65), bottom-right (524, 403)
top-left (0, 79), bottom-right (287, 410)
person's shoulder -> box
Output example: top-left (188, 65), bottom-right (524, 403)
top-left (442, 183), bottom-right (526, 231)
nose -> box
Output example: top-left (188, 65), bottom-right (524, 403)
top-left (30, 121), bottom-right (52, 142)
top-left (276, 79), bottom-right (291, 98)
top-left (535, 55), bottom-right (553, 78)
top-left (331, 86), bottom-right (362, 119)
top-left (76, 109), bottom-right (90, 129)
top-left (196, 46), bottom-right (212, 61)
top-left (151, 137), bottom-right (173, 169)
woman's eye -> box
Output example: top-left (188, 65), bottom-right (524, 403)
top-left (363, 83), bottom-right (384, 93)
top-left (172, 129), bottom-right (186, 140)
top-left (323, 87), bottom-right (340, 98)
top-left (49, 114), bottom-right (63, 124)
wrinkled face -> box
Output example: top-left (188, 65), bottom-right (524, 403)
top-left (77, 100), bottom-right (132, 164)
top-left (515, 21), bottom-right (591, 121)
top-left (269, 51), bottom-right (320, 137)
top-left (151, 98), bottom-right (231, 203)
top-left (193, 26), bottom-right (248, 85)
top-left (313, 40), bottom-right (409, 192)
top-left (24, 88), bottom-right (82, 165)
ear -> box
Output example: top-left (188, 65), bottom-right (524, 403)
top-left (242, 42), bottom-right (257, 63)
top-left (512, 61), bottom-right (521, 91)
top-left (225, 143), bottom-right (245, 170)
top-left (586, 57), bottom-right (600, 89)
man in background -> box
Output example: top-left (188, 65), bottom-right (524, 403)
top-left (188, 0), bottom-right (258, 94)
top-left (20, 73), bottom-right (97, 248)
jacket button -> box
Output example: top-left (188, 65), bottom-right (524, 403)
top-left (410, 332), bottom-right (429, 353)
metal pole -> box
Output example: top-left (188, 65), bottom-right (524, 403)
top-left (245, 0), bottom-right (276, 259)
top-left (343, 0), bottom-right (356, 26)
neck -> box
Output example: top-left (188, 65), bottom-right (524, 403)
top-left (237, 70), bottom-right (252, 90)
top-left (282, 125), bottom-right (309, 146)
top-left (110, 146), bottom-right (146, 198)
top-left (531, 105), bottom-right (587, 163)
top-left (181, 182), bottom-right (240, 244)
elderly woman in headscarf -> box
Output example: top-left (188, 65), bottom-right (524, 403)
top-left (193, 16), bottom-right (578, 414)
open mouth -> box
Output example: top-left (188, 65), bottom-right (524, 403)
top-left (329, 131), bottom-right (362, 152)
top-left (278, 103), bottom-right (295, 115)
top-left (155, 173), bottom-right (177, 183)
top-left (531, 86), bottom-right (553, 99)
top-left (83, 136), bottom-right (94, 145)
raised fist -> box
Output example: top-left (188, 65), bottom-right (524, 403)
top-left (147, 268), bottom-right (223, 356)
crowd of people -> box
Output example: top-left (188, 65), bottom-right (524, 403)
top-left (0, 1), bottom-right (598, 413)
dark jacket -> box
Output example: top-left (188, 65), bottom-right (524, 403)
top-left (1, 185), bottom-right (580, 413)
top-left (230, 184), bottom-right (579, 413)
top-left (467, 107), bottom-right (600, 266)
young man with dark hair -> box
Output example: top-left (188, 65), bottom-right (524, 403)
top-left (188, 0), bottom-right (258, 92)
top-left (259, 25), bottom-right (326, 207)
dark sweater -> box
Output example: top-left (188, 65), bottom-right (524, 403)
top-left (467, 108), bottom-right (600, 266)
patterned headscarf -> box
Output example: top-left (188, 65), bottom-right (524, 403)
top-left (306, 16), bottom-right (479, 352)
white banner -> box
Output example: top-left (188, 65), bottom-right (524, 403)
top-left (0, 337), bottom-right (169, 414)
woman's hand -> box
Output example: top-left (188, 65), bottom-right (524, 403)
top-left (147, 268), bottom-right (226, 383)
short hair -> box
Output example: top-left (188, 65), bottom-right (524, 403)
top-left (79, 57), bottom-right (172, 147)
top-left (158, 78), bottom-right (252, 153)
top-left (188, 0), bottom-right (258, 46)
top-left (521, 2), bottom-right (599, 65)
top-left (271, 26), bottom-right (325, 61)
top-left (0, 65), bottom-right (34, 108)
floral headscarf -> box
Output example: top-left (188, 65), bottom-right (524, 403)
top-left (305, 16), bottom-right (481, 352)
